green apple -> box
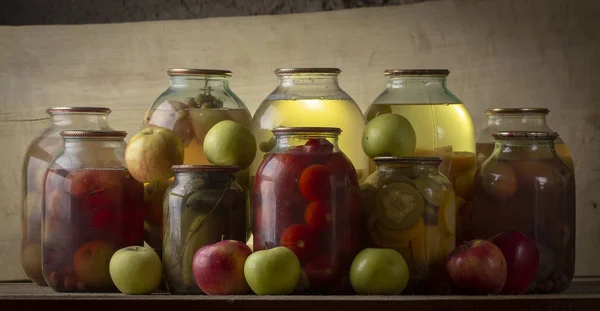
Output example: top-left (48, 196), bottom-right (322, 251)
top-left (350, 248), bottom-right (409, 295)
top-left (244, 246), bottom-right (301, 295)
top-left (109, 246), bottom-right (162, 295)
top-left (203, 120), bottom-right (257, 169)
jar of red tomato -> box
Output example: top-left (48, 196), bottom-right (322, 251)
top-left (253, 127), bottom-right (360, 294)
top-left (42, 130), bottom-right (145, 292)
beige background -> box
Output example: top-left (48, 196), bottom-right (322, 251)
top-left (1, 0), bottom-right (599, 281)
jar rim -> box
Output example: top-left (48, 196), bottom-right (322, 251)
top-left (486, 108), bottom-right (550, 115)
top-left (492, 131), bottom-right (559, 140)
top-left (272, 127), bottom-right (342, 136)
top-left (167, 68), bottom-right (233, 77)
top-left (274, 68), bottom-right (341, 75)
top-left (47, 107), bottom-right (111, 114)
top-left (171, 165), bottom-right (240, 173)
top-left (60, 130), bottom-right (127, 139)
top-left (383, 69), bottom-right (450, 77)
top-left (374, 156), bottom-right (442, 165)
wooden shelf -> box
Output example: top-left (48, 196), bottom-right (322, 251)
top-left (1, 280), bottom-right (600, 311)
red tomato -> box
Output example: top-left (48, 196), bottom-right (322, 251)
top-left (280, 224), bottom-right (318, 262)
top-left (304, 138), bottom-right (334, 154)
top-left (304, 255), bottom-right (340, 289)
top-left (299, 164), bottom-right (332, 201)
top-left (304, 201), bottom-right (333, 232)
top-left (64, 169), bottom-right (121, 197)
top-left (325, 153), bottom-right (358, 186)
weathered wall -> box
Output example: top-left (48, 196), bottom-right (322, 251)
top-left (0, 0), bottom-right (599, 281)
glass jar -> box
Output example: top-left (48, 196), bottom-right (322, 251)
top-left (476, 108), bottom-right (574, 172)
top-left (253, 127), bottom-right (360, 294)
top-left (361, 157), bottom-right (455, 294)
top-left (142, 68), bottom-right (252, 256)
top-left (472, 131), bottom-right (575, 294)
top-left (365, 69), bottom-right (476, 246)
top-left (42, 130), bottom-right (145, 293)
top-left (162, 165), bottom-right (246, 295)
top-left (22, 107), bottom-right (113, 286)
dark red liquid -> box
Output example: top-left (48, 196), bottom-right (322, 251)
top-left (42, 168), bottom-right (145, 292)
top-left (253, 142), bottom-right (360, 294)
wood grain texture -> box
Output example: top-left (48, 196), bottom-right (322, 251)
top-left (0, 0), bottom-right (599, 281)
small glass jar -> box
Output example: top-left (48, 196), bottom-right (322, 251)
top-left (361, 157), bottom-right (455, 294)
top-left (472, 131), bottom-right (575, 294)
top-left (365, 69), bottom-right (476, 246)
top-left (42, 130), bottom-right (145, 293)
top-left (253, 127), bottom-right (360, 294)
top-left (142, 68), bottom-right (252, 256)
top-left (162, 165), bottom-right (246, 295)
top-left (22, 107), bottom-right (113, 286)
top-left (476, 108), bottom-right (574, 172)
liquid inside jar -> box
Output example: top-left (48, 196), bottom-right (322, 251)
top-left (476, 142), bottom-right (575, 173)
top-left (253, 139), bottom-right (360, 294)
top-left (42, 168), bottom-right (145, 292)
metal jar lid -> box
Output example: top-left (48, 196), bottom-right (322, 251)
top-left (171, 165), bottom-right (240, 173)
top-left (272, 127), bottom-right (342, 136)
top-left (383, 69), bottom-right (450, 77)
top-left (60, 130), bottom-right (127, 139)
top-left (167, 69), bottom-right (233, 77)
top-left (373, 156), bottom-right (443, 165)
top-left (492, 131), bottom-right (559, 140)
top-left (274, 68), bottom-right (341, 75)
top-left (46, 107), bottom-right (111, 114)
top-left (486, 108), bottom-right (550, 115)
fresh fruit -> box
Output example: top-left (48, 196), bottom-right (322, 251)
top-left (125, 126), bottom-right (184, 183)
top-left (304, 255), bottom-right (339, 288)
top-left (244, 246), bottom-right (301, 295)
top-left (376, 182), bottom-right (425, 231)
top-left (280, 224), bottom-right (318, 262)
top-left (304, 201), bottom-right (332, 232)
top-left (299, 164), bottom-right (332, 201)
top-left (349, 248), bottom-right (409, 295)
top-left (362, 113), bottom-right (417, 158)
top-left (109, 246), bottom-right (162, 295)
top-left (365, 104), bottom-right (393, 120)
top-left (146, 100), bottom-right (195, 146)
top-left (192, 240), bottom-right (252, 295)
top-left (203, 120), bottom-right (257, 168)
top-left (490, 231), bottom-right (540, 294)
top-left (445, 239), bottom-right (507, 294)
top-left (480, 161), bottom-right (517, 201)
top-left (73, 240), bottom-right (117, 289)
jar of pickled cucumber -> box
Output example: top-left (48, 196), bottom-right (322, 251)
top-left (253, 127), bottom-right (360, 294)
top-left (22, 107), bottom-right (114, 286)
top-left (142, 69), bottom-right (252, 256)
top-left (365, 69), bottom-right (476, 246)
top-left (476, 108), bottom-right (574, 172)
top-left (361, 157), bottom-right (455, 294)
top-left (42, 130), bottom-right (145, 293)
top-left (472, 131), bottom-right (575, 294)
top-left (162, 165), bottom-right (246, 294)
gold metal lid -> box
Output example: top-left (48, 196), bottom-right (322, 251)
top-left (374, 156), bottom-right (443, 165)
top-left (272, 127), bottom-right (342, 136)
top-left (171, 165), bottom-right (240, 173)
top-left (60, 130), bottom-right (127, 139)
top-left (486, 108), bottom-right (550, 115)
top-left (167, 69), bottom-right (233, 76)
top-left (492, 131), bottom-right (559, 140)
top-left (383, 69), bottom-right (450, 76)
top-left (274, 68), bottom-right (341, 75)
top-left (46, 107), bottom-right (111, 114)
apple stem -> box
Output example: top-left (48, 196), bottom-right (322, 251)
top-left (264, 242), bottom-right (269, 250)
top-left (221, 234), bottom-right (225, 242)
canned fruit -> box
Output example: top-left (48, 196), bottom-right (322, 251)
top-left (22, 243), bottom-right (44, 284)
top-left (304, 138), bottom-right (334, 153)
top-left (412, 226), bottom-right (443, 267)
top-left (65, 169), bottom-right (121, 197)
top-left (73, 240), bottom-right (117, 289)
top-left (362, 113), bottom-right (417, 158)
top-left (448, 152), bottom-right (476, 179)
top-left (480, 161), bottom-right (517, 201)
top-left (147, 100), bottom-right (195, 146)
top-left (454, 172), bottom-right (475, 200)
top-left (299, 164), bottom-right (333, 202)
top-left (280, 224), bottom-right (319, 262)
top-left (414, 177), bottom-right (445, 207)
top-left (372, 218), bottom-right (425, 247)
top-left (304, 255), bottom-right (339, 289)
top-left (304, 201), bottom-right (333, 232)
top-left (376, 182), bottom-right (425, 231)
top-left (438, 197), bottom-right (456, 235)
top-left (204, 120), bottom-right (257, 169)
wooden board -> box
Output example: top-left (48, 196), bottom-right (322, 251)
top-left (0, 0), bottom-right (599, 281)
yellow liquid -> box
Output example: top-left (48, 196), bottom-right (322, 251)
top-left (250, 99), bottom-right (369, 180)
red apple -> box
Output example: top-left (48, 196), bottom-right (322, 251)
top-left (490, 231), bottom-right (540, 294)
top-left (446, 239), bottom-right (507, 295)
top-left (192, 240), bottom-right (252, 295)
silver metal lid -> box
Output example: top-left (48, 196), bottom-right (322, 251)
top-left (384, 69), bottom-right (450, 76)
top-left (272, 127), bottom-right (342, 136)
top-left (492, 131), bottom-right (559, 140)
top-left (373, 156), bottom-right (442, 165)
top-left (47, 107), bottom-right (111, 114)
top-left (167, 68), bottom-right (232, 76)
top-left (486, 108), bottom-right (549, 115)
top-left (60, 130), bottom-right (127, 139)
top-left (171, 165), bottom-right (240, 173)
top-left (274, 68), bottom-right (341, 75)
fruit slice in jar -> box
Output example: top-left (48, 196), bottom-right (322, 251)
top-left (438, 194), bottom-right (456, 235)
top-left (280, 224), bottom-right (319, 262)
top-left (411, 226), bottom-right (443, 266)
top-left (372, 218), bottom-right (425, 247)
top-left (375, 182), bottom-right (425, 231)
top-left (304, 201), bottom-right (333, 232)
top-left (413, 177), bottom-right (444, 207)
top-left (73, 240), bottom-right (116, 289)
top-left (299, 164), bottom-right (332, 202)
top-left (304, 255), bottom-right (339, 289)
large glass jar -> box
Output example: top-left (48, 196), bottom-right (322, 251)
top-left (253, 127), bottom-right (360, 294)
top-left (42, 130), bottom-right (145, 293)
top-left (476, 108), bottom-right (574, 172)
top-left (162, 165), bottom-right (246, 295)
top-left (22, 107), bottom-right (113, 286)
top-left (365, 69), bottom-right (476, 246)
top-left (472, 131), bottom-right (575, 294)
top-left (361, 157), bottom-right (455, 294)
top-left (142, 68), bottom-right (252, 256)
